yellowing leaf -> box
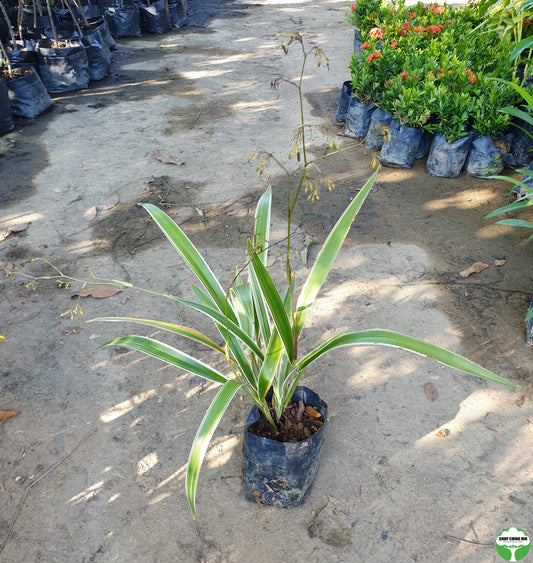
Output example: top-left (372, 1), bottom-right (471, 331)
top-left (72, 285), bottom-right (123, 299)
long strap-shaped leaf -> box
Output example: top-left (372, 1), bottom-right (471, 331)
top-left (485, 196), bottom-right (533, 218)
top-left (141, 203), bottom-right (237, 324)
top-left (257, 328), bottom-right (285, 400)
top-left (186, 379), bottom-right (242, 519)
top-left (90, 317), bottom-right (227, 355)
top-left (249, 248), bottom-right (295, 361)
top-left (254, 186), bottom-right (271, 266)
top-left (99, 335), bottom-right (228, 384)
top-left (292, 329), bottom-right (520, 388)
top-left (295, 172), bottom-right (377, 335)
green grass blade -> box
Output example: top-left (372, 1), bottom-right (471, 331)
top-left (254, 186), bottom-right (272, 266)
top-left (247, 245), bottom-right (272, 345)
top-left (98, 335), bottom-right (228, 384)
top-left (294, 329), bottom-right (520, 389)
top-left (186, 379), bottom-right (242, 519)
top-left (141, 204), bottom-right (236, 322)
top-left (89, 316), bottom-right (226, 354)
top-left (296, 172), bottom-right (377, 335)
top-left (249, 250), bottom-right (295, 361)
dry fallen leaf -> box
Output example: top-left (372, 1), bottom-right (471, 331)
top-left (459, 262), bottom-right (488, 278)
top-left (494, 259), bottom-right (506, 267)
top-left (83, 206), bottom-right (98, 222)
top-left (0, 261), bottom-right (14, 274)
top-left (423, 382), bottom-right (438, 402)
top-left (435, 428), bottom-right (449, 438)
top-left (97, 193), bottom-right (120, 211)
top-left (0, 410), bottom-right (19, 421)
top-left (72, 285), bottom-right (123, 299)
top-left (152, 151), bottom-right (185, 166)
top-left (515, 395), bottom-right (525, 408)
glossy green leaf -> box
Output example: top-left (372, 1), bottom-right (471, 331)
top-left (98, 335), bottom-right (228, 384)
top-left (186, 379), bottom-right (242, 518)
top-left (257, 328), bottom-right (284, 400)
top-left (486, 196), bottom-right (533, 218)
top-left (293, 329), bottom-right (520, 389)
top-left (296, 172), bottom-right (377, 335)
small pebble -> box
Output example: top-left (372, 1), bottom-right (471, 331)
top-left (382, 531), bottom-right (388, 540)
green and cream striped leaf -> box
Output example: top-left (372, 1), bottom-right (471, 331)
top-left (254, 185), bottom-right (272, 266)
top-left (98, 335), bottom-right (228, 384)
top-left (186, 379), bottom-right (242, 519)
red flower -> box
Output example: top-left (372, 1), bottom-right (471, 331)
top-left (399, 71), bottom-right (408, 81)
top-left (351, 3), bottom-right (357, 12)
top-left (360, 42), bottom-right (370, 49)
top-left (524, 18), bottom-right (532, 25)
top-left (369, 27), bottom-right (384, 39)
top-left (469, 74), bottom-right (477, 84)
top-left (445, 19), bottom-right (452, 25)
top-left (414, 25), bottom-right (424, 34)
top-left (367, 52), bottom-right (382, 63)
top-left (437, 68), bottom-right (444, 75)
top-left (429, 4), bottom-right (445, 14)
top-left (390, 40), bottom-right (398, 48)
top-left (409, 11), bottom-right (417, 20)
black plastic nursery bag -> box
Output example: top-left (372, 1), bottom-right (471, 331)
top-left (6, 43), bottom-right (39, 72)
top-left (465, 136), bottom-right (504, 179)
top-left (168, 0), bottom-right (187, 28)
top-left (379, 119), bottom-right (422, 168)
top-left (81, 35), bottom-right (111, 81)
top-left (0, 77), bottom-right (15, 136)
top-left (37, 39), bottom-right (90, 94)
top-left (345, 97), bottom-right (375, 139)
top-left (365, 108), bottom-right (393, 150)
top-left (105, 5), bottom-right (141, 38)
top-left (426, 132), bottom-right (474, 178)
top-left (7, 68), bottom-right (54, 119)
top-left (140, 0), bottom-right (171, 34)
top-left (335, 80), bottom-right (353, 123)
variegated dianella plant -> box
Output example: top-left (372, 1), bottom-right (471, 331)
top-left (91, 171), bottom-right (520, 518)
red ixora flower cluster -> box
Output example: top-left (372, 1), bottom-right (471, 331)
top-left (425, 24), bottom-right (444, 35)
top-left (351, 3), bottom-right (357, 12)
top-left (399, 71), bottom-right (408, 81)
top-left (368, 27), bottom-right (384, 39)
top-left (429, 3), bottom-right (445, 14)
top-left (360, 41), bottom-right (370, 49)
top-left (390, 40), bottom-right (398, 48)
top-left (408, 11), bottom-right (417, 20)
top-left (367, 52), bottom-right (382, 63)
top-left (399, 22), bottom-right (410, 36)
top-left (465, 68), bottom-right (477, 84)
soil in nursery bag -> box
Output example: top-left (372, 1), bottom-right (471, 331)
top-left (5, 67), bottom-right (53, 119)
top-left (335, 80), bottom-right (352, 123)
top-left (105, 5), bottom-right (141, 38)
top-left (345, 97), bottom-right (375, 140)
top-left (169, 0), bottom-right (187, 27)
top-left (426, 132), bottom-right (473, 178)
top-left (0, 77), bottom-right (15, 135)
top-left (248, 400), bottom-right (325, 443)
top-left (365, 108), bottom-right (392, 150)
top-left (37, 39), bottom-right (90, 94)
top-left (379, 120), bottom-right (422, 168)
top-left (465, 136), bottom-right (504, 178)
top-left (140, 0), bottom-right (171, 34)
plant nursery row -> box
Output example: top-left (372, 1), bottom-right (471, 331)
top-left (338, 0), bottom-right (533, 178)
top-left (0, 0), bottom-right (188, 133)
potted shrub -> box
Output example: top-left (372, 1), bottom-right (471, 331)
top-left (83, 34), bottom-right (520, 518)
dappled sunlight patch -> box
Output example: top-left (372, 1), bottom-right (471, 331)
top-left (99, 389), bottom-right (157, 423)
top-left (205, 435), bottom-right (239, 469)
top-left (64, 239), bottom-right (111, 254)
top-left (0, 211), bottom-right (43, 230)
top-left (137, 452), bottom-right (159, 475)
top-left (69, 480), bottom-right (105, 505)
top-left (424, 188), bottom-right (497, 211)
top-left (155, 464), bottom-right (187, 490)
top-left (179, 69), bottom-right (234, 81)
top-left (147, 492), bottom-right (172, 506)
top-left (107, 493), bottom-right (120, 504)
